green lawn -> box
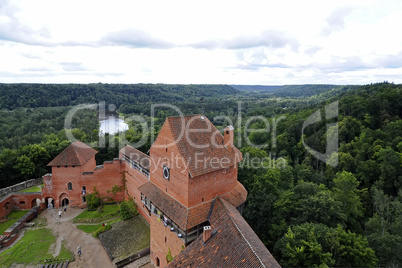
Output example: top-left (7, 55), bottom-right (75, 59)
top-left (73, 204), bottom-right (119, 223)
top-left (0, 210), bottom-right (29, 234)
top-left (19, 185), bottom-right (41, 193)
top-left (0, 228), bottom-right (73, 266)
top-left (76, 216), bottom-right (122, 233)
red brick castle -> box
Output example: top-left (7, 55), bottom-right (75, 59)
top-left (1, 115), bottom-right (280, 267)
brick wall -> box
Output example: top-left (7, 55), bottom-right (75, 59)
top-left (149, 120), bottom-right (239, 208)
top-left (0, 193), bottom-right (43, 219)
top-left (3, 206), bottom-right (40, 236)
top-left (123, 161), bottom-right (151, 222)
top-left (150, 120), bottom-right (190, 207)
top-left (44, 159), bottom-right (125, 208)
top-left (150, 212), bottom-right (185, 267)
top-left (188, 165), bottom-right (238, 207)
top-left (82, 159), bottom-right (125, 203)
top-left (0, 195), bottom-right (13, 219)
top-left (46, 164), bottom-right (86, 208)
top-left (11, 193), bottom-right (43, 210)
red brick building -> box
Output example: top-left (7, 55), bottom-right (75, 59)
top-left (42, 141), bottom-right (125, 209)
top-left (2, 114), bottom-right (279, 267)
top-left (138, 115), bottom-right (280, 267)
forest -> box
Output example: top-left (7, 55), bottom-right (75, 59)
top-left (0, 82), bottom-right (401, 267)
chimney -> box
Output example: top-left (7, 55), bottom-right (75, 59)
top-left (224, 125), bottom-right (234, 147)
top-left (203, 226), bottom-right (212, 243)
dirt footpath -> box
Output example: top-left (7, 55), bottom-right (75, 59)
top-left (42, 208), bottom-right (114, 268)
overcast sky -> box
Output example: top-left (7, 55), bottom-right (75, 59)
top-left (1, 0), bottom-right (402, 85)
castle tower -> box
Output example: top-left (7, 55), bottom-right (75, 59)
top-left (44, 141), bottom-right (97, 208)
top-left (139, 115), bottom-right (247, 267)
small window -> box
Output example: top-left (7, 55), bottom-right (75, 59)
top-left (165, 237), bottom-right (167, 243)
top-left (82, 196), bottom-right (86, 203)
top-left (65, 165), bottom-right (68, 168)
top-left (68, 182), bottom-right (72, 191)
top-left (72, 165), bottom-right (75, 168)
top-left (19, 201), bottom-right (26, 205)
top-left (57, 166), bottom-right (60, 168)
top-left (226, 130), bottom-right (229, 134)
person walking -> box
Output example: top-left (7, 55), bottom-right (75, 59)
top-left (58, 210), bottom-right (62, 218)
top-left (77, 245), bottom-right (82, 256)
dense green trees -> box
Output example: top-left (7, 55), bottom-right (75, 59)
top-left (0, 82), bottom-right (401, 266)
top-left (240, 82), bottom-right (402, 267)
top-left (274, 223), bottom-right (377, 267)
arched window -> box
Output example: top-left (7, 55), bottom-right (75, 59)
top-left (68, 182), bottom-right (72, 191)
top-left (4, 202), bottom-right (11, 210)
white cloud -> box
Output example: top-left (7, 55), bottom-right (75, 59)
top-left (0, 0), bottom-right (402, 84)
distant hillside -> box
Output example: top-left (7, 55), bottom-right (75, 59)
top-left (0, 83), bottom-right (240, 110)
top-left (230, 85), bottom-right (282, 91)
top-left (232, 84), bottom-right (348, 98)
top-left (272, 84), bottom-right (341, 97)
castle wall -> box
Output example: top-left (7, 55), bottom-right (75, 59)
top-left (0, 178), bottom-right (43, 197)
top-left (0, 195), bottom-right (13, 219)
top-left (11, 193), bottom-right (43, 210)
top-left (188, 165), bottom-right (238, 207)
top-left (47, 164), bottom-right (85, 208)
top-left (123, 161), bottom-right (151, 222)
top-left (43, 159), bottom-right (125, 208)
top-left (0, 193), bottom-right (43, 219)
top-left (81, 159), bottom-right (125, 204)
top-left (150, 212), bottom-right (185, 268)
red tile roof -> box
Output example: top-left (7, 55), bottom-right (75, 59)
top-left (220, 181), bottom-right (248, 208)
top-left (139, 181), bottom-right (188, 229)
top-left (168, 198), bottom-right (281, 268)
top-left (166, 115), bottom-right (242, 178)
top-left (120, 145), bottom-right (150, 170)
top-left (48, 141), bottom-right (97, 166)
top-left (138, 181), bottom-right (213, 230)
top-left (139, 181), bottom-right (247, 231)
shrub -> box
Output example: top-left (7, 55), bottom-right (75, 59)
top-left (86, 187), bottom-right (101, 210)
top-left (166, 248), bottom-right (174, 263)
top-left (118, 198), bottom-right (138, 220)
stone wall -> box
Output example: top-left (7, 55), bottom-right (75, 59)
top-left (0, 178), bottom-right (43, 197)
top-left (3, 206), bottom-right (40, 236)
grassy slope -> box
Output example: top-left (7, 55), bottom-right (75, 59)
top-left (73, 204), bottom-right (119, 223)
top-left (76, 216), bottom-right (122, 233)
top-left (0, 228), bottom-right (73, 266)
top-left (0, 210), bottom-right (29, 234)
top-left (19, 185), bottom-right (41, 193)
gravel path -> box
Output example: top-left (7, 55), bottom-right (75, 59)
top-left (41, 208), bottom-right (114, 268)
